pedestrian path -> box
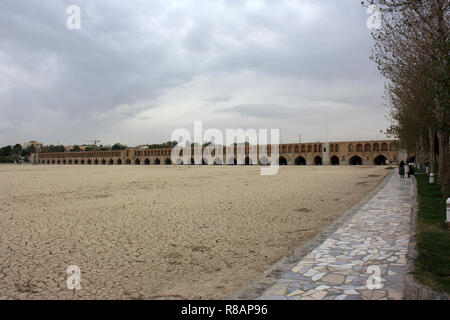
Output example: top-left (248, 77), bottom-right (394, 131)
top-left (257, 173), bottom-right (415, 300)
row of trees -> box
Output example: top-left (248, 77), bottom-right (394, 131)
top-left (367, 0), bottom-right (449, 197)
top-left (0, 144), bottom-right (34, 163)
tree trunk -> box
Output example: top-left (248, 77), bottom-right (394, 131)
top-left (428, 127), bottom-right (436, 173)
top-left (440, 133), bottom-right (450, 198)
top-left (438, 131), bottom-right (448, 184)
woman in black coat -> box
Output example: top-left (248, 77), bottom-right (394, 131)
top-left (399, 160), bottom-right (405, 178)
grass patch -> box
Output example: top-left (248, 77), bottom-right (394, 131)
top-left (413, 174), bottom-right (450, 294)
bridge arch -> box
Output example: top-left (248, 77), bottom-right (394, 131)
top-left (117, 159), bottom-right (122, 165)
top-left (135, 159), bottom-right (140, 165)
top-left (331, 155), bottom-right (339, 165)
top-left (87, 159), bottom-right (92, 165)
top-left (144, 158), bottom-right (150, 165)
top-left (279, 156), bottom-right (288, 165)
top-left (349, 155), bottom-right (362, 165)
top-left (125, 159), bottom-right (131, 165)
top-left (374, 154), bottom-right (387, 165)
top-left (94, 159), bottom-right (99, 165)
top-left (81, 159), bottom-right (85, 165)
top-left (214, 158), bottom-right (223, 165)
top-left (109, 159), bottom-right (114, 165)
top-left (165, 158), bottom-right (172, 165)
top-left (314, 156), bottom-right (322, 165)
top-left (101, 159), bottom-right (106, 165)
top-left (295, 156), bottom-right (306, 165)
top-left (154, 158), bottom-right (161, 165)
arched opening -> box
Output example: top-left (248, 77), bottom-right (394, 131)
top-left (125, 159), bottom-right (131, 165)
top-left (301, 145), bottom-right (306, 152)
top-left (109, 159), bottom-right (114, 165)
top-left (80, 159), bottom-right (85, 165)
top-left (190, 158), bottom-right (195, 165)
top-left (295, 156), bottom-right (306, 165)
top-left (374, 155), bottom-right (387, 165)
top-left (381, 143), bottom-right (388, 151)
top-left (94, 159), bottom-right (99, 165)
top-left (348, 144), bottom-right (353, 152)
top-left (47, 160), bottom-right (50, 164)
top-left (101, 159), bottom-right (106, 165)
top-left (373, 143), bottom-right (379, 151)
top-left (63, 160), bottom-right (66, 165)
top-left (175, 158), bottom-right (183, 165)
top-left (364, 143), bottom-right (371, 152)
top-left (349, 155), bottom-right (362, 165)
top-left (389, 143), bottom-right (398, 151)
top-left (214, 158), bottom-right (223, 165)
top-left (144, 158), bottom-right (150, 165)
top-left (314, 156), bottom-right (322, 165)
top-left (202, 158), bottom-right (208, 165)
top-left (165, 158), bottom-right (172, 165)
top-left (307, 145), bottom-right (312, 152)
top-left (227, 158), bottom-right (237, 165)
top-left (87, 159), bottom-right (91, 165)
top-left (117, 159), bottom-right (122, 165)
top-left (259, 157), bottom-right (270, 165)
top-left (154, 159), bottom-right (161, 165)
top-left (135, 159), bottom-right (140, 165)
top-left (282, 146), bottom-right (287, 153)
top-left (57, 160), bottom-right (61, 164)
top-left (68, 159), bottom-right (72, 165)
top-left (356, 144), bottom-right (363, 152)
top-left (278, 156), bottom-right (288, 166)
top-left (294, 146), bottom-right (299, 153)
top-left (245, 157), bottom-right (252, 165)
top-left (331, 155), bottom-right (339, 165)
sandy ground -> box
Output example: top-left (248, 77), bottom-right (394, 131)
top-left (0, 164), bottom-right (389, 299)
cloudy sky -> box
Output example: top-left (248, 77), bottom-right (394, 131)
top-left (0, 0), bottom-right (389, 147)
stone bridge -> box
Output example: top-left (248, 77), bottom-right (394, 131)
top-left (36, 140), bottom-right (400, 166)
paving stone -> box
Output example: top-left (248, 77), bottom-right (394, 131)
top-left (321, 273), bottom-right (345, 285)
top-left (257, 174), bottom-right (414, 301)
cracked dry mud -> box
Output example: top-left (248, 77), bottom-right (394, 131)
top-left (0, 165), bottom-right (388, 299)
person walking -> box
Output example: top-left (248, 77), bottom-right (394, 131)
top-left (407, 163), bottom-right (414, 178)
top-left (399, 160), bottom-right (405, 178)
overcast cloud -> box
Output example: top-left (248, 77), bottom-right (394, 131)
top-left (0, 0), bottom-right (388, 146)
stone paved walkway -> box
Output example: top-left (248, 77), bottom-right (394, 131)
top-left (257, 173), bottom-right (415, 300)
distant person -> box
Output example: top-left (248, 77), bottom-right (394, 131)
top-left (399, 160), bottom-right (405, 178)
top-left (407, 163), bottom-right (414, 178)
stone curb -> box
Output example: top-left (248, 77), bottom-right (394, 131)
top-left (403, 176), bottom-right (450, 300)
top-left (229, 171), bottom-right (394, 300)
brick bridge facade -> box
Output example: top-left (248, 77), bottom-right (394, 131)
top-left (36, 140), bottom-right (401, 166)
